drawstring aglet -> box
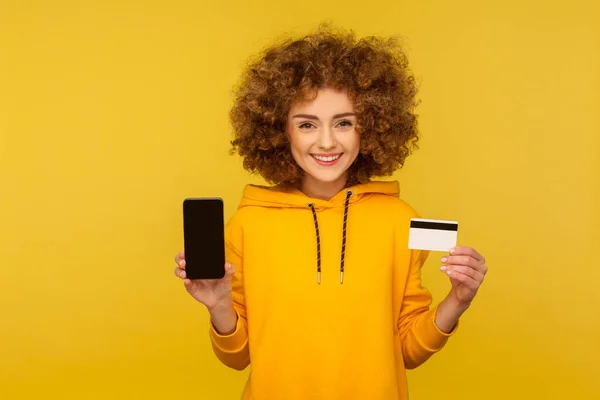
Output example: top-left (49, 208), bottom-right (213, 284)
top-left (340, 271), bottom-right (344, 284)
top-left (318, 271), bottom-right (321, 284)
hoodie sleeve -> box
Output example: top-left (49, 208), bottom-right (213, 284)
top-left (208, 214), bottom-right (250, 371)
top-left (395, 228), bottom-right (458, 369)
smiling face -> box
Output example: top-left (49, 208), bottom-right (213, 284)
top-left (287, 88), bottom-right (360, 199)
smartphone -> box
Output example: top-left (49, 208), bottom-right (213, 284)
top-left (182, 197), bottom-right (226, 280)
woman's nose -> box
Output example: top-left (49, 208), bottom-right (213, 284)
top-left (318, 127), bottom-right (335, 149)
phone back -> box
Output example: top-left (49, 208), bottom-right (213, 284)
top-left (182, 198), bottom-right (226, 280)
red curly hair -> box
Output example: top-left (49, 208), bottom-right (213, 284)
top-left (229, 24), bottom-right (420, 186)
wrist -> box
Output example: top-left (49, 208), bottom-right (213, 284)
top-left (207, 294), bottom-right (233, 315)
top-left (208, 296), bottom-right (237, 336)
top-left (446, 291), bottom-right (471, 314)
top-left (435, 295), bottom-right (469, 334)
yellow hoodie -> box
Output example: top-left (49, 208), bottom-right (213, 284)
top-left (209, 181), bottom-right (457, 400)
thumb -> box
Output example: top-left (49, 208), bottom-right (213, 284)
top-left (221, 263), bottom-right (235, 285)
top-left (225, 263), bottom-right (236, 278)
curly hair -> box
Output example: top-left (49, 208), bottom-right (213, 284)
top-left (229, 24), bottom-right (420, 186)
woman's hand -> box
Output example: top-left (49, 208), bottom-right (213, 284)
top-left (173, 250), bottom-right (235, 311)
top-left (435, 246), bottom-right (488, 333)
top-left (440, 246), bottom-right (488, 308)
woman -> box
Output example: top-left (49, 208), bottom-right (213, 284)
top-left (173, 26), bottom-right (487, 400)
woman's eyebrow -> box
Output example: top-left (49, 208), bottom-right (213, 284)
top-left (292, 112), bottom-right (356, 120)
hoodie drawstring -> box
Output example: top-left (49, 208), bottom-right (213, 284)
top-left (339, 190), bottom-right (352, 284)
top-left (307, 202), bottom-right (322, 284)
top-left (307, 189), bottom-right (353, 284)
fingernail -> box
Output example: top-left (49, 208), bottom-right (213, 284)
top-left (450, 248), bottom-right (456, 254)
top-left (440, 266), bottom-right (447, 271)
top-left (447, 270), bottom-right (453, 275)
top-left (179, 260), bottom-right (184, 266)
top-left (441, 257), bottom-right (447, 263)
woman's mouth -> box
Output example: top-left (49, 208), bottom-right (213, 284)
top-left (311, 153), bottom-right (342, 166)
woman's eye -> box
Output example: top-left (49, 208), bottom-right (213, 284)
top-left (337, 120), bottom-right (353, 128)
top-left (299, 122), bottom-right (315, 129)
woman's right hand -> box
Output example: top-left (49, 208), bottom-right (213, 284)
top-left (173, 250), bottom-right (235, 311)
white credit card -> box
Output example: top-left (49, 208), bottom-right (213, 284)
top-left (408, 218), bottom-right (458, 252)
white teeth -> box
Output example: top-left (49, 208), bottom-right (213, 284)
top-left (312, 154), bottom-right (341, 162)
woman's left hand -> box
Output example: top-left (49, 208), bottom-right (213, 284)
top-left (441, 246), bottom-right (488, 308)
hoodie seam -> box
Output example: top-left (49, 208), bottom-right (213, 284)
top-left (225, 237), bottom-right (243, 259)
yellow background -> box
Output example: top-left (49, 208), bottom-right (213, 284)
top-left (1, 0), bottom-right (599, 398)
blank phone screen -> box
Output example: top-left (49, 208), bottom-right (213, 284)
top-left (183, 198), bottom-right (225, 280)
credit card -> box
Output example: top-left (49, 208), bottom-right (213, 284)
top-left (408, 218), bottom-right (458, 252)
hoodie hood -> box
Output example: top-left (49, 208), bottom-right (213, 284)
top-left (237, 180), bottom-right (401, 285)
top-left (238, 180), bottom-right (400, 211)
